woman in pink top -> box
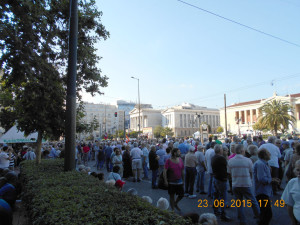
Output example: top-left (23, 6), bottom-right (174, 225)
top-left (163, 148), bottom-right (184, 211)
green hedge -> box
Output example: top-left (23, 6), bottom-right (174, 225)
top-left (20, 160), bottom-right (192, 225)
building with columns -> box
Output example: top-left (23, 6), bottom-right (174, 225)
top-left (220, 93), bottom-right (300, 136)
top-left (129, 103), bottom-right (220, 138)
top-left (129, 105), bottom-right (162, 136)
top-left (161, 103), bottom-right (220, 137)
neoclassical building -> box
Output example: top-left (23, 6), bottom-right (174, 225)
top-left (220, 93), bottom-right (300, 136)
top-left (129, 105), bottom-right (162, 137)
top-left (161, 103), bottom-right (220, 137)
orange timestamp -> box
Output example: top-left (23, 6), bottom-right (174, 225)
top-left (257, 199), bottom-right (285, 207)
top-left (198, 199), bottom-right (285, 208)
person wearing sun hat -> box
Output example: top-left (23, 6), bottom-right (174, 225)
top-left (115, 179), bottom-right (125, 191)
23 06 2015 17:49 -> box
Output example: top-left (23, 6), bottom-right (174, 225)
top-left (198, 199), bottom-right (285, 208)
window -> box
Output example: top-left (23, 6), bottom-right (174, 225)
top-left (184, 114), bottom-right (187, 128)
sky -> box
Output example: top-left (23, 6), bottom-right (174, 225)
top-left (82, 0), bottom-right (300, 109)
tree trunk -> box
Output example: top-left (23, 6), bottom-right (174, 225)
top-left (35, 131), bottom-right (43, 164)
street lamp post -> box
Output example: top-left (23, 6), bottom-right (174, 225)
top-left (65, 0), bottom-right (78, 171)
top-left (131, 76), bottom-right (140, 137)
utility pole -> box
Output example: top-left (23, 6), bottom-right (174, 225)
top-left (64, 0), bottom-right (78, 171)
top-left (131, 77), bottom-right (140, 137)
top-left (104, 104), bottom-right (106, 133)
top-left (224, 94), bottom-right (228, 137)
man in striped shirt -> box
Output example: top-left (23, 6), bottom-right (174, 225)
top-left (228, 144), bottom-right (260, 225)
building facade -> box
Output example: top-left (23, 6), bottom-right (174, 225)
top-left (129, 105), bottom-right (162, 136)
top-left (79, 102), bottom-right (125, 139)
top-left (220, 93), bottom-right (300, 136)
top-left (161, 103), bottom-right (220, 137)
top-left (116, 100), bottom-right (136, 129)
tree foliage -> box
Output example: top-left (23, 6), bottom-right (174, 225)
top-left (128, 131), bottom-right (138, 138)
top-left (154, 125), bottom-right (164, 138)
top-left (76, 103), bottom-right (99, 135)
top-left (252, 120), bottom-right (268, 132)
top-left (0, 0), bottom-right (109, 163)
top-left (161, 127), bottom-right (174, 137)
top-left (216, 126), bottom-right (224, 133)
top-left (257, 99), bottom-right (296, 135)
top-left (0, 81), bottom-right (15, 131)
top-left (154, 126), bottom-right (174, 138)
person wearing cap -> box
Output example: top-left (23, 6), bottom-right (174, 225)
top-left (114, 179), bottom-right (125, 191)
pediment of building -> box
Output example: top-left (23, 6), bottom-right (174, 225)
top-left (261, 95), bottom-right (290, 104)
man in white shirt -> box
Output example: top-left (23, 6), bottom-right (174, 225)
top-left (205, 142), bottom-right (216, 198)
top-left (130, 143), bottom-right (143, 182)
top-left (259, 136), bottom-right (281, 194)
top-left (0, 146), bottom-right (11, 169)
top-left (141, 143), bottom-right (149, 180)
top-left (228, 144), bottom-right (260, 225)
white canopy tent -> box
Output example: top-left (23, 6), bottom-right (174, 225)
top-left (0, 125), bottom-right (39, 143)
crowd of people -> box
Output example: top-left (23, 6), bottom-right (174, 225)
top-left (0, 133), bottom-right (300, 225)
top-left (73, 134), bottom-right (300, 225)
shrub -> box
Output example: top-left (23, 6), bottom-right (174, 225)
top-left (20, 160), bottom-right (192, 225)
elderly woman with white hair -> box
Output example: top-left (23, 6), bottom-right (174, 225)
top-left (184, 146), bottom-right (198, 199)
top-left (281, 159), bottom-right (300, 225)
top-left (248, 145), bottom-right (259, 164)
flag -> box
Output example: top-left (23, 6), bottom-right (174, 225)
top-left (126, 134), bottom-right (130, 143)
top-left (104, 132), bottom-right (108, 140)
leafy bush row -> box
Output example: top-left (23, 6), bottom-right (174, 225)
top-left (20, 160), bottom-right (191, 225)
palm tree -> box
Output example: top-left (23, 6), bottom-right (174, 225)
top-left (258, 99), bottom-right (296, 135)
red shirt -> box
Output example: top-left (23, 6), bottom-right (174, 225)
top-left (83, 146), bottom-right (90, 153)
